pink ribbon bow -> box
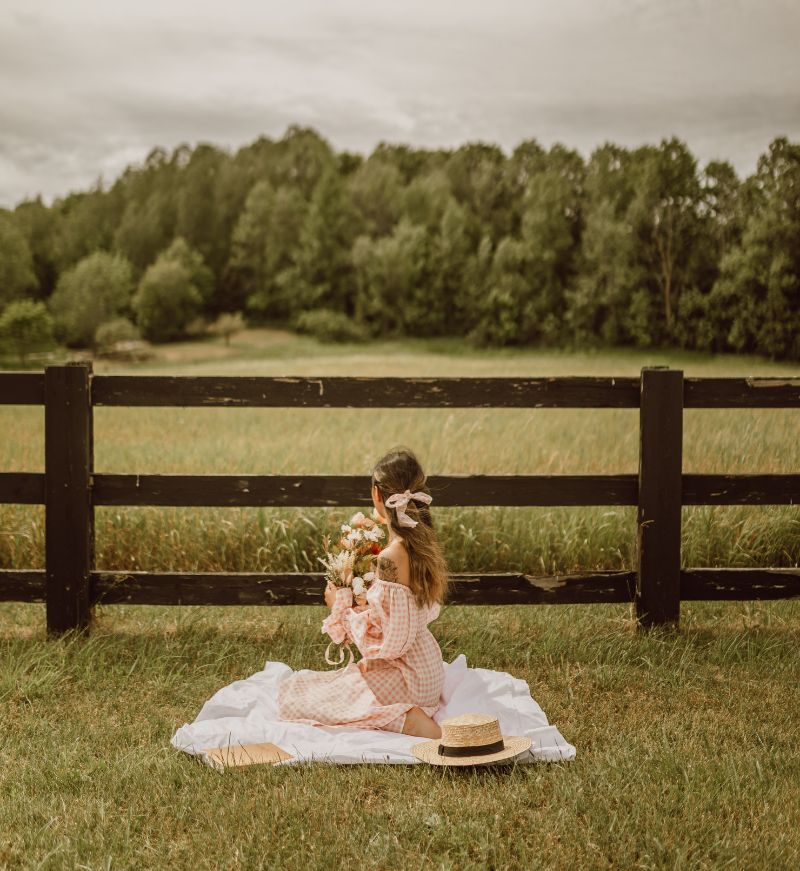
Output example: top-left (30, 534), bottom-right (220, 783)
top-left (384, 488), bottom-right (433, 527)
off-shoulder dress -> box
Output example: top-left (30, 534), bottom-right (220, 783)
top-left (277, 577), bottom-right (445, 733)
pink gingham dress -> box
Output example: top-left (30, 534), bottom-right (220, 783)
top-left (276, 577), bottom-right (445, 732)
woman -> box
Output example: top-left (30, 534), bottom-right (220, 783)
top-left (277, 446), bottom-right (448, 739)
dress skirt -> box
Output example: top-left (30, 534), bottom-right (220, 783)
top-left (277, 578), bottom-right (445, 733)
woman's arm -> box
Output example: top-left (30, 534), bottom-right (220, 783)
top-left (341, 584), bottom-right (419, 660)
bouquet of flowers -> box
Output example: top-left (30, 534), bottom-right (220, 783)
top-left (318, 508), bottom-right (385, 665)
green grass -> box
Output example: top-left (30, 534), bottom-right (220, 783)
top-left (2, 600), bottom-right (799, 869)
top-left (2, 333), bottom-right (800, 868)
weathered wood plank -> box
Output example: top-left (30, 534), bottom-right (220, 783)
top-left (636, 367), bottom-right (684, 627)
top-left (90, 570), bottom-right (636, 606)
top-left (0, 569), bottom-right (46, 601)
top-left (92, 473), bottom-right (639, 507)
top-left (45, 363), bottom-right (94, 634)
top-left (0, 372), bottom-right (45, 405)
top-left (4, 568), bottom-right (797, 606)
top-left (8, 470), bottom-right (797, 508)
top-left (681, 568), bottom-right (800, 600)
top-left (0, 472), bottom-right (45, 504)
top-left (683, 474), bottom-right (800, 505)
top-left (6, 372), bottom-right (792, 409)
top-left (91, 375), bottom-right (641, 408)
top-left (684, 377), bottom-right (800, 408)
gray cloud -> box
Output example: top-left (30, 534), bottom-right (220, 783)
top-left (1, 0), bottom-right (799, 206)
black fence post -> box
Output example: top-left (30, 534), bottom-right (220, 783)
top-left (45, 361), bottom-right (94, 635)
top-left (636, 366), bottom-right (684, 628)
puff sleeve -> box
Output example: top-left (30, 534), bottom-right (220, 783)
top-left (341, 583), bottom-right (419, 661)
top-left (321, 586), bottom-right (355, 645)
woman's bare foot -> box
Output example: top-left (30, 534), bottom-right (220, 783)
top-left (402, 706), bottom-right (442, 738)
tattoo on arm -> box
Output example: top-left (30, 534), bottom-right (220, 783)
top-left (377, 555), bottom-right (399, 581)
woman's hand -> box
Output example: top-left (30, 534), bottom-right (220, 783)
top-left (324, 580), bottom-right (337, 609)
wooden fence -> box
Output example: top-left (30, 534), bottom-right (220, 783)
top-left (1, 362), bottom-right (799, 635)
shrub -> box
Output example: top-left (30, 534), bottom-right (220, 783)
top-left (0, 299), bottom-right (55, 364)
top-left (48, 252), bottom-right (134, 347)
top-left (209, 311), bottom-right (246, 345)
top-left (132, 260), bottom-right (204, 343)
top-left (292, 307), bottom-right (363, 343)
top-left (185, 315), bottom-right (210, 337)
top-left (94, 317), bottom-right (141, 351)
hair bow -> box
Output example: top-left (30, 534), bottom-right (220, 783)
top-left (384, 488), bottom-right (433, 528)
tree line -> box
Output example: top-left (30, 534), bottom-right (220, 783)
top-left (1, 125), bottom-right (799, 360)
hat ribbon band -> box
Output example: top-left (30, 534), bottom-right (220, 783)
top-left (437, 738), bottom-right (505, 757)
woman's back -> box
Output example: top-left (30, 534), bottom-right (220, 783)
top-left (374, 538), bottom-right (410, 586)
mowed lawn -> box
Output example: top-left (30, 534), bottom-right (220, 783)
top-left (2, 332), bottom-right (800, 868)
top-left (2, 601), bottom-right (799, 869)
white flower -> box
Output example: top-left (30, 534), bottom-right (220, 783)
top-left (350, 511), bottom-right (367, 527)
top-left (363, 571), bottom-right (375, 582)
top-left (351, 576), bottom-right (365, 595)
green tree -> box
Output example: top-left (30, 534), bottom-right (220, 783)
top-left (271, 126), bottom-right (336, 198)
top-left (431, 199), bottom-right (474, 333)
top-left (0, 299), bottom-right (55, 364)
top-left (516, 145), bottom-right (585, 344)
top-left (468, 237), bottom-right (534, 345)
top-left (0, 212), bottom-right (37, 305)
top-left (292, 168), bottom-right (359, 314)
top-left (347, 158), bottom-right (403, 237)
top-left (50, 181), bottom-right (125, 274)
top-left (114, 192), bottom-right (174, 273)
top-left (445, 143), bottom-right (512, 240)
top-left (352, 218), bottom-right (432, 335)
top-left (13, 197), bottom-right (58, 299)
top-left (132, 259), bottom-right (204, 343)
top-left (706, 138), bottom-right (800, 359)
top-left (48, 251), bottom-right (134, 347)
top-left (402, 170), bottom-right (453, 231)
top-left (160, 237), bottom-right (214, 304)
top-left (174, 144), bottom-right (228, 282)
top-left (565, 198), bottom-right (640, 346)
top-left (626, 137), bottom-right (703, 339)
top-left (228, 181), bottom-right (306, 319)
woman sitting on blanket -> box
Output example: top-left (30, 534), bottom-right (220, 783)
top-left (277, 446), bottom-right (449, 738)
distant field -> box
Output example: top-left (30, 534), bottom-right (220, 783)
top-left (1, 329), bottom-right (799, 575)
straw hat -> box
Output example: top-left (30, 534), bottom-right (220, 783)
top-left (411, 713), bottom-right (532, 767)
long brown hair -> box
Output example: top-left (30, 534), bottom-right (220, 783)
top-left (371, 446), bottom-right (450, 608)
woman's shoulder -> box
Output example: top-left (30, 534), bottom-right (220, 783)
top-left (374, 540), bottom-right (410, 588)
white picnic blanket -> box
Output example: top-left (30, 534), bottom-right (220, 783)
top-left (171, 654), bottom-right (576, 765)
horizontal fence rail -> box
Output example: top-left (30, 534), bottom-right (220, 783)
top-left (4, 569), bottom-right (800, 608)
top-left (1, 364), bottom-right (799, 634)
top-left (3, 472), bottom-right (799, 508)
top-left (6, 372), bottom-right (800, 408)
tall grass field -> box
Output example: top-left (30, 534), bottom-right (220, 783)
top-left (2, 331), bottom-right (799, 868)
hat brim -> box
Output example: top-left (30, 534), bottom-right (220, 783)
top-left (410, 734), bottom-right (532, 767)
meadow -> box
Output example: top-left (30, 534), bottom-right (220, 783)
top-left (1, 329), bottom-right (799, 576)
top-left (2, 331), bottom-right (800, 869)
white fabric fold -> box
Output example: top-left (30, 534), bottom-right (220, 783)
top-left (171, 654), bottom-right (576, 765)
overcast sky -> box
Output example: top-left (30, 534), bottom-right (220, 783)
top-left (2, 0), bottom-right (799, 208)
